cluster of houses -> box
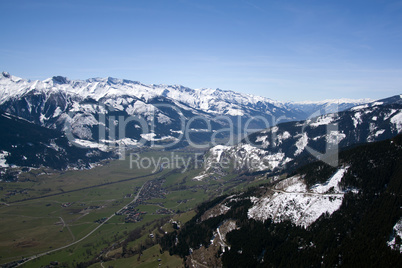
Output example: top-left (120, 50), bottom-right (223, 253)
top-left (115, 205), bottom-right (147, 223)
top-left (138, 179), bottom-right (167, 200)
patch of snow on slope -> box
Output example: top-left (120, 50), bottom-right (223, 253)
top-left (385, 109), bottom-right (398, 120)
top-left (191, 145), bottom-right (230, 181)
top-left (210, 145), bottom-right (231, 162)
top-left (351, 104), bottom-right (369, 111)
top-left (53, 107), bottom-right (63, 117)
top-left (0, 151), bottom-right (9, 167)
top-left (248, 193), bottom-right (343, 228)
top-left (117, 138), bottom-right (140, 146)
top-left (388, 218), bottom-right (402, 253)
top-left (40, 113), bottom-right (48, 124)
top-left (72, 113), bottom-right (98, 126)
top-left (352, 112), bottom-right (362, 128)
top-left (170, 129), bottom-right (183, 134)
top-left (49, 140), bottom-right (60, 151)
top-left (192, 174), bottom-right (209, 181)
top-left (70, 113), bottom-right (99, 139)
top-left (215, 220), bottom-right (237, 252)
top-left (248, 168), bottom-right (349, 227)
top-left (285, 182), bottom-right (307, 193)
top-left (375, 129), bottom-right (385, 137)
top-left (129, 100), bottom-right (156, 117)
top-left (295, 133), bottom-right (308, 155)
top-left (195, 143), bottom-right (292, 181)
top-left (225, 108), bottom-right (244, 116)
top-left (390, 111), bottom-right (402, 132)
top-left (279, 131), bottom-right (291, 140)
top-left (271, 126), bottom-right (279, 133)
top-left (255, 135), bottom-right (270, 147)
top-left (261, 152), bottom-right (291, 170)
top-left (273, 131), bottom-right (291, 146)
top-left (284, 180), bottom-right (307, 193)
top-left (310, 115), bottom-right (334, 127)
top-left (157, 113), bottom-right (171, 124)
top-left (73, 139), bottom-right (109, 151)
top-left (311, 167), bottom-right (348, 194)
top-left (140, 133), bottom-right (156, 141)
top-left (326, 131), bottom-right (346, 144)
top-left (368, 129), bottom-right (386, 142)
top-left (234, 144), bottom-right (290, 171)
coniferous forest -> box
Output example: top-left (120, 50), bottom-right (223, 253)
top-left (161, 134), bottom-right (402, 267)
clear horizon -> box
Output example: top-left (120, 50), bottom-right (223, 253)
top-left (1, 0), bottom-right (401, 102)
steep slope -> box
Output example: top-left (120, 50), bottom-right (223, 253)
top-left (0, 111), bottom-right (113, 179)
top-left (161, 134), bottom-right (402, 267)
top-left (197, 96), bottom-right (402, 180)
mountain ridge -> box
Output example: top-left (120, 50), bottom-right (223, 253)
top-left (0, 71), bottom-right (370, 114)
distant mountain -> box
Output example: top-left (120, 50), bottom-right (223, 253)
top-left (286, 97), bottom-right (373, 115)
top-left (0, 72), bottom-right (370, 151)
top-left (161, 134), bottom-right (402, 267)
top-left (196, 95), bottom-right (402, 180)
top-left (0, 111), bottom-right (114, 180)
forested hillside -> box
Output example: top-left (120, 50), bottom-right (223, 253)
top-left (161, 134), bottom-right (402, 267)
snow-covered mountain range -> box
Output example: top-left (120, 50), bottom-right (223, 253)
top-left (0, 72), bottom-right (370, 151)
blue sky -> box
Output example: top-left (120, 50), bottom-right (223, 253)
top-left (1, 0), bottom-right (401, 101)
